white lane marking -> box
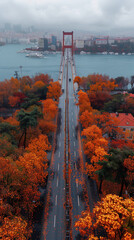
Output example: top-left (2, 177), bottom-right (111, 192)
top-left (57, 177), bottom-right (59, 187)
top-left (54, 215), bottom-right (56, 228)
top-left (58, 163), bottom-right (59, 171)
top-left (76, 180), bottom-right (78, 188)
top-left (55, 195), bottom-right (57, 206)
top-left (73, 133), bottom-right (75, 137)
top-left (77, 195), bottom-right (80, 207)
top-left (59, 151), bottom-right (61, 158)
top-left (59, 142), bottom-right (61, 147)
top-left (74, 141), bottom-right (75, 147)
top-left (74, 151), bottom-right (76, 157)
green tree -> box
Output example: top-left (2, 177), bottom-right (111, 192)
top-left (20, 94), bottom-right (41, 110)
top-left (17, 107), bottom-right (42, 148)
top-left (0, 122), bottom-right (17, 145)
top-left (96, 147), bottom-right (134, 196)
top-left (103, 94), bottom-right (125, 113)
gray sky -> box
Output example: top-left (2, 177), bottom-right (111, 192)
top-left (1, 0), bottom-right (134, 35)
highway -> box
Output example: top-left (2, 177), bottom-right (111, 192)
top-left (41, 50), bottom-right (98, 240)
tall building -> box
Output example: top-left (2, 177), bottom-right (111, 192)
top-left (38, 38), bottom-right (48, 50)
top-left (52, 35), bottom-right (57, 46)
top-left (75, 40), bottom-right (84, 48)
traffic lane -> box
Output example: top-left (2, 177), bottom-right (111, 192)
top-left (45, 78), bottom-right (66, 239)
top-left (46, 112), bottom-right (65, 238)
top-left (70, 134), bottom-right (85, 239)
top-left (46, 166), bottom-right (65, 240)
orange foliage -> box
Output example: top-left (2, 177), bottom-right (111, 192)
top-left (32, 80), bottom-right (45, 90)
top-left (20, 76), bottom-right (32, 93)
top-left (75, 194), bottom-right (134, 240)
top-left (39, 119), bottom-right (56, 135)
top-left (46, 81), bottom-right (61, 101)
top-left (4, 116), bottom-right (19, 126)
top-left (8, 96), bottom-right (20, 107)
top-left (73, 76), bottom-right (82, 86)
top-left (82, 125), bottom-right (108, 155)
top-left (80, 111), bottom-right (121, 140)
top-left (88, 90), bottom-right (112, 109)
top-left (26, 134), bottom-right (51, 159)
top-left (82, 125), bottom-right (108, 177)
top-left (42, 99), bottom-right (58, 120)
top-left (0, 216), bottom-right (31, 240)
top-left (0, 78), bottom-right (20, 104)
top-left (75, 211), bottom-right (92, 237)
top-left (77, 90), bottom-right (92, 114)
top-left (86, 74), bottom-right (117, 92)
top-left (111, 140), bottom-right (134, 149)
top-left (34, 73), bottom-right (52, 85)
top-left (18, 134), bottom-right (50, 184)
top-left (93, 195), bottom-right (134, 239)
top-left (9, 77), bottom-right (20, 94)
top-left (124, 156), bottom-right (134, 183)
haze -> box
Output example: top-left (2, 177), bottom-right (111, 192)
top-left (0, 0), bottom-right (134, 35)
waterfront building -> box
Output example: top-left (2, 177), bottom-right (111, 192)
top-left (75, 39), bottom-right (84, 48)
top-left (38, 38), bottom-right (48, 50)
top-left (52, 35), bottom-right (57, 46)
top-left (84, 39), bottom-right (92, 46)
top-left (95, 38), bottom-right (108, 45)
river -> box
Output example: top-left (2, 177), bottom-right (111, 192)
top-left (0, 44), bottom-right (134, 82)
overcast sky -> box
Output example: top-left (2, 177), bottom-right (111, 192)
top-left (0, 0), bottom-right (134, 35)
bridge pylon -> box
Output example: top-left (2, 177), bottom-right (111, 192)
top-left (63, 31), bottom-right (73, 56)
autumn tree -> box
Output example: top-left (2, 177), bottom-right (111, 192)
top-left (73, 76), bottom-right (82, 88)
top-left (88, 90), bottom-right (112, 110)
top-left (82, 125), bottom-right (108, 158)
top-left (38, 99), bottom-right (58, 135)
top-left (42, 99), bottom-right (58, 120)
top-left (77, 90), bottom-right (92, 115)
top-left (75, 194), bottom-right (134, 239)
top-left (46, 81), bottom-right (61, 101)
top-left (8, 77), bottom-right (20, 95)
top-left (33, 73), bottom-right (52, 85)
top-left (82, 125), bottom-right (108, 178)
top-left (80, 110), bottom-right (97, 129)
top-left (80, 111), bottom-right (121, 140)
top-left (0, 216), bottom-right (32, 240)
top-left (8, 95), bottom-right (20, 107)
top-left (20, 76), bottom-right (32, 93)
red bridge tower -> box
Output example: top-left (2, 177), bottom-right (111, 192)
top-left (62, 31), bottom-right (73, 56)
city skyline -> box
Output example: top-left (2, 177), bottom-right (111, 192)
top-left (0, 0), bottom-right (134, 36)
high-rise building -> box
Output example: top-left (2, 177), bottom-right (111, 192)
top-left (52, 35), bottom-right (57, 46)
top-left (38, 38), bottom-right (48, 50)
top-left (44, 38), bottom-right (48, 50)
